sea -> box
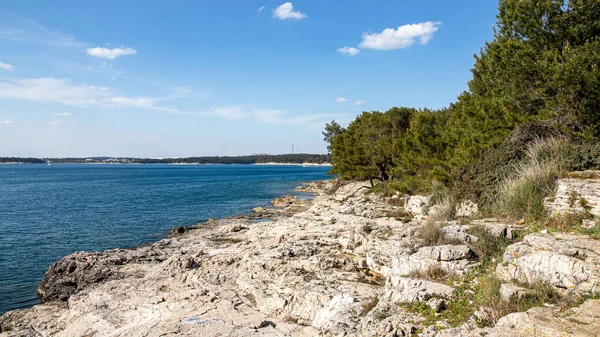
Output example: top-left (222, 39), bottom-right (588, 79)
top-left (0, 164), bottom-right (330, 315)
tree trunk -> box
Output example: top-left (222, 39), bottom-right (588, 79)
top-left (378, 165), bottom-right (389, 181)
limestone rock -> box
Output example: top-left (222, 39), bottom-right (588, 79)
top-left (544, 172), bottom-right (600, 217)
top-left (311, 293), bottom-right (356, 330)
top-left (391, 245), bottom-right (478, 277)
top-left (456, 200), bottom-right (479, 218)
top-left (405, 195), bottom-right (431, 220)
top-left (484, 299), bottom-right (600, 337)
top-left (440, 224), bottom-right (477, 244)
top-left (382, 277), bottom-right (454, 304)
top-left (37, 245), bottom-right (169, 302)
top-left (5, 177), bottom-right (600, 337)
top-left (497, 233), bottom-right (600, 294)
top-left (470, 218), bottom-right (517, 239)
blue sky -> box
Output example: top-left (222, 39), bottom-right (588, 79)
top-left (0, 1), bottom-right (498, 157)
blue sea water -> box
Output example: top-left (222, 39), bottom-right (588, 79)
top-left (0, 164), bottom-right (330, 315)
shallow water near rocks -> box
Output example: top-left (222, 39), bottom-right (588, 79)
top-left (0, 164), bottom-right (329, 315)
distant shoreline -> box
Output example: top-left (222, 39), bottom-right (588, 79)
top-left (252, 162), bottom-right (331, 166)
top-left (0, 162), bottom-right (331, 166)
top-left (0, 154), bottom-right (331, 166)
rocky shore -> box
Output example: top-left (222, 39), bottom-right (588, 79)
top-left (2, 178), bottom-right (600, 337)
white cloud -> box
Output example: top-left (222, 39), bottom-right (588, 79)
top-left (86, 46), bottom-right (137, 59)
top-left (337, 47), bottom-right (360, 56)
top-left (0, 61), bottom-right (14, 71)
top-left (359, 21), bottom-right (441, 51)
top-left (354, 100), bottom-right (366, 105)
top-left (0, 78), bottom-right (179, 113)
top-left (0, 77), bottom-right (248, 121)
top-left (273, 2), bottom-right (306, 20)
top-left (0, 120), bottom-right (16, 125)
top-left (212, 106), bottom-right (247, 121)
top-left (336, 97), bottom-right (347, 103)
top-left (258, 6), bottom-right (265, 12)
top-left (0, 77), bottom-right (342, 128)
top-left (50, 120), bottom-right (69, 126)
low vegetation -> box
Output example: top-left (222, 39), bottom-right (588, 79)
top-left (416, 220), bottom-right (461, 247)
top-left (528, 212), bottom-right (600, 238)
top-left (408, 264), bottom-right (450, 282)
top-left (492, 137), bottom-right (571, 221)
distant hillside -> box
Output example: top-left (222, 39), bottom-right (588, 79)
top-left (0, 154), bottom-right (330, 165)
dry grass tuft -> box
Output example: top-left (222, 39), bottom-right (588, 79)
top-left (417, 220), bottom-right (463, 246)
top-left (494, 137), bottom-right (572, 221)
top-left (408, 264), bottom-right (451, 282)
top-left (361, 297), bottom-right (379, 315)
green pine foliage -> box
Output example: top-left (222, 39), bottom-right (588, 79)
top-left (324, 0), bottom-right (600, 200)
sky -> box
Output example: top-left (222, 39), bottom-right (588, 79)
top-left (0, 1), bottom-right (499, 157)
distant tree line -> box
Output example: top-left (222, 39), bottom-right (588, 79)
top-left (135, 154), bottom-right (329, 164)
top-left (0, 154), bottom-right (330, 165)
top-left (0, 157), bottom-right (46, 164)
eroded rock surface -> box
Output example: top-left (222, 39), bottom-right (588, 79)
top-left (2, 179), bottom-right (600, 337)
top-left (497, 233), bottom-right (600, 294)
top-left (545, 171), bottom-right (600, 217)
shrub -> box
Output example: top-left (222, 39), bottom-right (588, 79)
top-left (492, 137), bottom-right (571, 220)
top-left (451, 122), bottom-right (564, 207)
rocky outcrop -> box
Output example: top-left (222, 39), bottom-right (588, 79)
top-left (0, 181), bottom-right (404, 336)
top-left (2, 178), bottom-right (600, 337)
top-left (497, 233), bottom-right (600, 294)
top-left (486, 299), bottom-right (600, 337)
top-left (545, 171), bottom-right (600, 217)
top-left (432, 299), bottom-right (600, 337)
top-left (383, 277), bottom-right (454, 305)
top-left (38, 245), bottom-right (170, 302)
top-left (391, 245), bottom-right (478, 277)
